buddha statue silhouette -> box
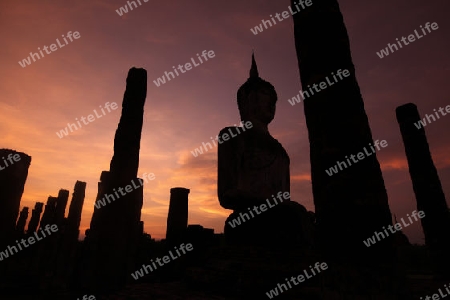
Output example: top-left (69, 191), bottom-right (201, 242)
top-left (218, 54), bottom-right (314, 246)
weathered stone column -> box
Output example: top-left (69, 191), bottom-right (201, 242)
top-left (32, 194), bottom-right (62, 283)
top-left (39, 196), bottom-right (57, 228)
top-left (27, 202), bottom-right (44, 233)
top-left (66, 181), bottom-right (86, 241)
top-left (396, 103), bottom-right (450, 276)
top-left (15, 207), bottom-right (29, 237)
top-left (166, 187), bottom-right (190, 246)
top-left (0, 149), bottom-right (31, 246)
top-left (55, 189), bottom-right (69, 227)
top-left (80, 68), bottom-right (147, 290)
top-left (290, 0), bottom-right (394, 263)
top-left (55, 181), bottom-right (86, 284)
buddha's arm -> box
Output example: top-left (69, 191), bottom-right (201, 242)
top-left (285, 155), bottom-right (291, 197)
top-left (217, 127), bottom-right (269, 210)
top-left (218, 127), bottom-right (242, 210)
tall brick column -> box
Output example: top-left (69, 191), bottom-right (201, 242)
top-left (166, 187), bottom-right (190, 246)
top-left (396, 103), bottom-right (450, 276)
top-left (290, 0), bottom-right (394, 263)
top-left (0, 149), bottom-right (31, 246)
top-left (80, 68), bottom-right (147, 290)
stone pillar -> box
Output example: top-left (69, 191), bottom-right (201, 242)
top-left (290, 0), bottom-right (394, 263)
top-left (166, 187), bottom-right (190, 246)
top-left (396, 103), bottom-right (450, 276)
top-left (15, 207), bottom-right (29, 236)
top-left (66, 181), bottom-right (86, 241)
top-left (55, 181), bottom-right (86, 284)
top-left (80, 68), bottom-right (147, 290)
top-left (27, 202), bottom-right (44, 233)
top-left (55, 189), bottom-right (69, 227)
top-left (0, 149), bottom-right (31, 246)
top-left (25, 202), bottom-right (44, 276)
top-left (109, 67), bottom-right (147, 181)
top-left (40, 196), bottom-right (57, 228)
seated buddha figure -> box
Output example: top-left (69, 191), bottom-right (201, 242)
top-left (217, 55), bottom-right (314, 246)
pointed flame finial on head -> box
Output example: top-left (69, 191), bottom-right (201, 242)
top-left (250, 51), bottom-right (259, 79)
top-left (237, 51), bottom-right (277, 122)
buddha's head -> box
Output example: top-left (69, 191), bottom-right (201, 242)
top-left (237, 54), bottom-right (277, 125)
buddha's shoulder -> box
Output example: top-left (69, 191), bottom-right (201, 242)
top-left (270, 137), bottom-right (290, 161)
top-left (218, 126), bottom-right (250, 141)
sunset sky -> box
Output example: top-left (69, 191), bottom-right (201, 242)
top-left (1, 0), bottom-right (449, 243)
